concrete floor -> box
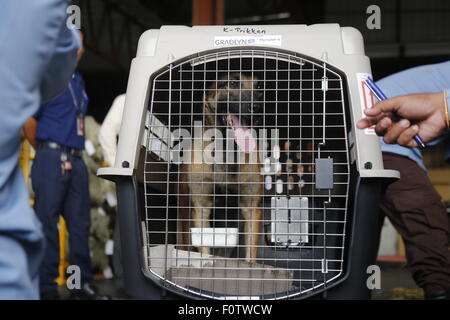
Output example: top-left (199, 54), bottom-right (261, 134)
top-left (57, 261), bottom-right (421, 300)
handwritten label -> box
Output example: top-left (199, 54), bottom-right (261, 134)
top-left (223, 27), bottom-right (267, 35)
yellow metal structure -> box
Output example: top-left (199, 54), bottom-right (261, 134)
top-left (56, 217), bottom-right (69, 285)
top-left (19, 140), bottom-right (31, 182)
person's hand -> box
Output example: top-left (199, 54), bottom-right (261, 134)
top-left (357, 92), bottom-right (447, 147)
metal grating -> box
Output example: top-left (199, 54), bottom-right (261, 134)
top-left (142, 49), bottom-right (352, 300)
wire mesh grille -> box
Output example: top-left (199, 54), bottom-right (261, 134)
top-left (142, 49), bottom-right (351, 300)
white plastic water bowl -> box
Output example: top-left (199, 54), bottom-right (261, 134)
top-left (190, 228), bottom-right (239, 248)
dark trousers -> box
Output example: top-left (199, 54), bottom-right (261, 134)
top-left (380, 152), bottom-right (450, 294)
top-left (32, 148), bottom-right (92, 293)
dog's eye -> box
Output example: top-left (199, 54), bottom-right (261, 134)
top-left (256, 82), bottom-right (263, 90)
top-left (229, 80), bottom-right (238, 88)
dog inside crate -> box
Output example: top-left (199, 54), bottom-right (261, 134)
top-left (143, 50), bottom-right (350, 298)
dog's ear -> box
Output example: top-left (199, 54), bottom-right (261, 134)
top-left (203, 91), bottom-right (217, 113)
top-left (204, 100), bottom-right (214, 113)
top-left (204, 89), bottom-right (217, 104)
top-left (203, 101), bottom-right (216, 126)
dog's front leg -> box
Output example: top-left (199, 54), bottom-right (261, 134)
top-left (238, 161), bottom-right (263, 263)
top-left (240, 205), bottom-right (262, 263)
top-left (192, 198), bottom-right (213, 255)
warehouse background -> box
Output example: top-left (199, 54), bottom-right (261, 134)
top-left (69, 0), bottom-right (450, 299)
top-left (74, 0), bottom-right (450, 203)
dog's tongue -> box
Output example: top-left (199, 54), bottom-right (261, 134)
top-left (230, 115), bottom-right (256, 153)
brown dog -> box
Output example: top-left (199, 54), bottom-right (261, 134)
top-left (178, 73), bottom-right (263, 262)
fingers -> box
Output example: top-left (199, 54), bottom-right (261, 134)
top-left (373, 97), bottom-right (403, 114)
top-left (362, 105), bottom-right (383, 117)
top-left (357, 112), bottom-right (389, 129)
top-left (382, 119), bottom-right (410, 143)
top-left (356, 118), bottom-right (372, 129)
top-left (357, 97), bottom-right (403, 129)
top-left (359, 113), bottom-right (421, 148)
top-left (374, 117), bottom-right (393, 136)
top-left (396, 125), bottom-right (419, 148)
top-left (382, 119), bottom-right (419, 147)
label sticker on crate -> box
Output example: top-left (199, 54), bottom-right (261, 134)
top-left (214, 35), bottom-right (282, 47)
top-left (356, 73), bottom-right (376, 135)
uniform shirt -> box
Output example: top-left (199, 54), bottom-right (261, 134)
top-left (377, 60), bottom-right (450, 171)
top-left (35, 72), bottom-right (89, 150)
top-left (99, 94), bottom-right (126, 166)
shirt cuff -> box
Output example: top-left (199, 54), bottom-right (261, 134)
top-left (446, 89), bottom-right (450, 129)
top-left (446, 89), bottom-right (450, 113)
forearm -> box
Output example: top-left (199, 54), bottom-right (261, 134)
top-left (23, 118), bottom-right (37, 149)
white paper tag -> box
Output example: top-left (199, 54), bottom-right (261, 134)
top-left (106, 192), bottom-right (117, 207)
top-left (103, 266), bottom-right (113, 279)
top-left (105, 239), bottom-right (114, 255)
top-left (98, 207), bottom-right (106, 216)
top-left (85, 139), bottom-right (96, 156)
top-left (214, 35), bottom-right (282, 47)
top-left (356, 73), bottom-right (377, 135)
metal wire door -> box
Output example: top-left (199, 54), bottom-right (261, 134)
top-left (142, 49), bottom-right (351, 300)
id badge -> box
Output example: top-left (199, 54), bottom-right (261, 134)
top-left (77, 114), bottom-right (84, 136)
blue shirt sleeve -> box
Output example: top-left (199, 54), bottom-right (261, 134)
top-left (378, 61), bottom-right (450, 96)
top-left (40, 27), bottom-right (80, 102)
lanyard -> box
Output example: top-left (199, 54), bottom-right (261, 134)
top-left (68, 77), bottom-right (87, 137)
top-left (68, 81), bottom-right (86, 115)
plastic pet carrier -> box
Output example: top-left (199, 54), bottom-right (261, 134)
top-left (98, 24), bottom-right (399, 300)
